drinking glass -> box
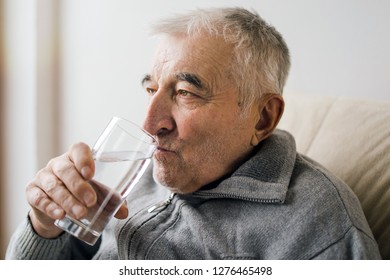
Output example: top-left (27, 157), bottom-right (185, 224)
top-left (55, 116), bottom-right (157, 245)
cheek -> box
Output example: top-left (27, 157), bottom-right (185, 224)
top-left (174, 109), bottom-right (207, 140)
top-left (179, 109), bottom-right (247, 157)
top-left (184, 106), bottom-right (227, 126)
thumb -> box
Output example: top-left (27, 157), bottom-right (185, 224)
top-left (114, 200), bottom-right (128, 219)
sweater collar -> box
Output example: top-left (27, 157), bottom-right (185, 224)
top-left (193, 129), bottom-right (297, 204)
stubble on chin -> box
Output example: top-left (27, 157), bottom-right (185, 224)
top-left (152, 157), bottom-right (199, 194)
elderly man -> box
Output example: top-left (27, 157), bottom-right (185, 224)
top-left (7, 7), bottom-right (381, 259)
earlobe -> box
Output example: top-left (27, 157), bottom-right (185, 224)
top-left (251, 94), bottom-right (284, 146)
top-left (250, 134), bottom-right (262, 146)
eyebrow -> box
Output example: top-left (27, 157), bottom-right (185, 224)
top-left (176, 72), bottom-right (204, 89)
top-left (141, 74), bottom-right (152, 86)
top-left (141, 72), bottom-right (207, 91)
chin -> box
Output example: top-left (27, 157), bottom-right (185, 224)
top-left (152, 162), bottom-right (204, 194)
top-left (153, 171), bottom-right (199, 194)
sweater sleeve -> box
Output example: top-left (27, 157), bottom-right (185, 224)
top-left (5, 215), bottom-right (100, 260)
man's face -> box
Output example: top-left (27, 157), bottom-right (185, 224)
top-left (142, 34), bottom-right (258, 194)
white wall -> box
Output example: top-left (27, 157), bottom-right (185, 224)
top-left (1, 0), bottom-right (38, 257)
top-left (2, 0), bottom-right (390, 258)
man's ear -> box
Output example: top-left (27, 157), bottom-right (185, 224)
top-left (250, 94), bottom-right (284, 146)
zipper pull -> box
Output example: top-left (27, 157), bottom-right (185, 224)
top-left (148, 193), bottom-right (175, 213)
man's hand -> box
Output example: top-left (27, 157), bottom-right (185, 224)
top-left (26, 142), bottom-right (128, 239)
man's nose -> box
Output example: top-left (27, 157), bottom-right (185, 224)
top-left (142, 90), bottom-right (175, 137)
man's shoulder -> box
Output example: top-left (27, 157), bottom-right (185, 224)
top-left (290, 152), bottom-right (373, 235)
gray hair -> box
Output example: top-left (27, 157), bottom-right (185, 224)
top-left (150, 7), bottom-right (290, 113)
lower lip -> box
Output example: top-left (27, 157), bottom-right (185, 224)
top-left (154, 148), bottom-right (174, 158)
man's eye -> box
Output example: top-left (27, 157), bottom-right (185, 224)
top-left (146, 88), bottom-right (157, 95)
top-left (177, 89), bottom-right (192, 97)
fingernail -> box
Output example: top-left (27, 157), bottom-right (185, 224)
top-left (72, 205), bottom-right (86, 218)
top-left (52, 208), bottom-right (64, 219)
top-left (83, 191), bottom-right (95, 206)
top-left (81, 166), bottom-right (92, 179)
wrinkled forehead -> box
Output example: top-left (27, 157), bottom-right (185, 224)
top-left (149, 34), bottom-right (234, 83)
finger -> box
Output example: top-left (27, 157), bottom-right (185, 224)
top-left (114, 201), bottom-right (128, 219)
top-left (26, 180), bottom-right (65, 220)
top-left (49, 153), bottom-right (97, 207)
top-left (68, 142), bottom-right (95, 180)
top-left (34, 169), bottom-right (88, 219)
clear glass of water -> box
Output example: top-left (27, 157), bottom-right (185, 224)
top-left (54, 116), bottom-right (157, 245)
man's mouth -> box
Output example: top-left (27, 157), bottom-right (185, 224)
top-left (157, 146), bottom-right (172, 152)
top-left (154, 145), bottom-right (177, 156)
top-left (154, 146), bottom-right (176, 162)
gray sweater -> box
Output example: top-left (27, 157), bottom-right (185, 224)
top-left (6, 130), bottom-right (381, 259)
